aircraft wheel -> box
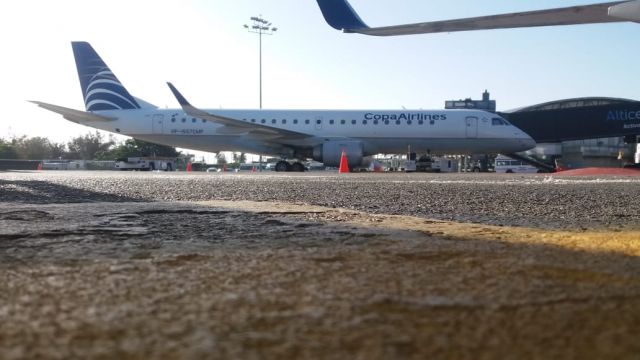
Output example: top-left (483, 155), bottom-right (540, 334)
top-left (290, 162), bottom-right (306, 172)
top-left (275, 161), bottom-right (291, 172)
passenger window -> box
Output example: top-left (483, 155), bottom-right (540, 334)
top-left (363, 120), bottom-right (367, 125)
top-left (418, 120), bottom-right (423, 125)
top-left (407, 120), bottom-right (412, 125)
top-left (305, 119), bottom-right (310, 124)
top-left (261, 119), bottom-right (266, 124)
top-left (282, 119), bottom-right (287, 124)
top-left (340, 119), bottom-right (346, 125)
top-left (396, 120), bottom-right (401, 125)
top-left (374, 120), bottom-right (379, 125)
top-left (316, 119), bottom-right (322, 124)
top-left (272, 119), bottom-right (276, 124)
top-left (330, 119), bottom-right (335, 125)
top-left (293, 119), bottom-right (298, 124)
top-left (351, 120), bottom-right (356, 125)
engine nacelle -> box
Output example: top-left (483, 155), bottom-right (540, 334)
top-left (313, 140), bottom-right (364, 167)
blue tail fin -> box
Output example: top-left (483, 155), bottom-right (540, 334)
top-left (72, 41), bottom-right (143, 111)
top-left (316, 0), bottom-right (369, 31)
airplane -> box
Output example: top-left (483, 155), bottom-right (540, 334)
top-left (316, 0), bottom-right (640, 36)
top-left (32, 42), bottom-right (535, 171)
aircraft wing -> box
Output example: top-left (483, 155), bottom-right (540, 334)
top-left (30, 101), bottom-right (116, 123)
top-left (166, 83), bottom-right (311, 140)
top-left (316, 0), bottom-right (640, 36)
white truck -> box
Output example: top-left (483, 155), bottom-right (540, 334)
top-left (115, 157), bottom-right (175, 171)
top-left (494, 155), bottom-right (540, 173)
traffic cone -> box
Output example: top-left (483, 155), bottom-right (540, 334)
top-left (339, 150), bottom-right (349, 173)
top-left (186, 162), bottom-right (192, 172)
top-left (37, 162), bottom-right (43, 171)
top-left (251, 166), bottom-right (256, 172)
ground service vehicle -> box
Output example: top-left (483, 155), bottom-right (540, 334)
top-left (115, 157), bottom-right (175, 171)
top-left (495, 155), bottom-right (540, 173)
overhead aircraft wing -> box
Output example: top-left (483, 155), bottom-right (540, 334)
top-left (30, 101), bottom-right (116, 123)
top-left (316, 0), bottom-right (640, 36)
top-left (166, 83), bottom-right (311, 140)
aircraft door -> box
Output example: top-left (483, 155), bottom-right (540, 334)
top-left (152, 114), bottom-right (164, 134)
top-left (465, 116), bottom-right (478, 138)
top-left (315, 116), bottom-right (323, 131)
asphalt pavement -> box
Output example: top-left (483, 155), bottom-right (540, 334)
top-left (1, 171), bottom-right (639, 359)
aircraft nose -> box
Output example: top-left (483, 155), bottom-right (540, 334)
top-left (520, 135), bottom-right (536, 150)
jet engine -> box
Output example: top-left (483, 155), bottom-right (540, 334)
top-left (313, 140), bottom-right (364, 167)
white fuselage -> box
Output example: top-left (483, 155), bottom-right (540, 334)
top-left (82, 108), bottom-right (536, 158)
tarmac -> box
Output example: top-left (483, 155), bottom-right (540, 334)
top-left (1, 171), bottom-right (639, 359)
top-left (553, 167), bottom-right (640, 176)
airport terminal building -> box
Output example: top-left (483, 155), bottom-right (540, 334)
top-left (448, 92), bottom-right (640, 168)
top-left (501, 97), bottom-right (640, 167)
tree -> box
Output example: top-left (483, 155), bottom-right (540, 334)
top-left (66, 131), bottom-right (115, 160)
top-left (131, 139), bottom-right (180, 158)
top-left (0, 138), bottom-right (17, 159)
top-left (107, 138), bottom-right (180, 160)
top-left (232, 152), bottom-right (247, 164)
top-left (11, 136), bottom-right (65, 160)
top-left (215, 152), bottom-right (227, 165)
top-left (1, 134), bottom-right (180, 161)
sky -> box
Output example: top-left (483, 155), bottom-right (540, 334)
top-left (1, 0), bottom-right (639, 159)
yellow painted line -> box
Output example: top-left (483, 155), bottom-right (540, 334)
top-left (196, 200), bottom-right (640, 257)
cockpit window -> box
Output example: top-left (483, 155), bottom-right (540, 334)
top-left (492, 117), bottom-right (510, 126)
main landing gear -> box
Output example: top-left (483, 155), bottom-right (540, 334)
top-left (274, 160), bottom-right (306, 172)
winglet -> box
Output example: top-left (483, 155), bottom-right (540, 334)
top-left (316, 0), bottom-right (368, 32)
top-left (166, 82), bottom-right (213, 120)
top-left (167, 82), bottom-right (192, 107)
top-left (166, 83), bottom-right (309, 138)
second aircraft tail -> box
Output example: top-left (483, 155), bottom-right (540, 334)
top-left (72, 41), bottom-right (155, 111)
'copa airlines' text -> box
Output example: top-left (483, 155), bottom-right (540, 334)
top-left (364, 112), bottom-right (447, 121)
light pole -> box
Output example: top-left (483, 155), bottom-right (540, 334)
top-left (244, 16), bottom-right (277, 109)
top-left (245, 16), bottom-right (277, 171)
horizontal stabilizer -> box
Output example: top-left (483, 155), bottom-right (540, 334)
top-left (30, 101), bottom-right (116, 123)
